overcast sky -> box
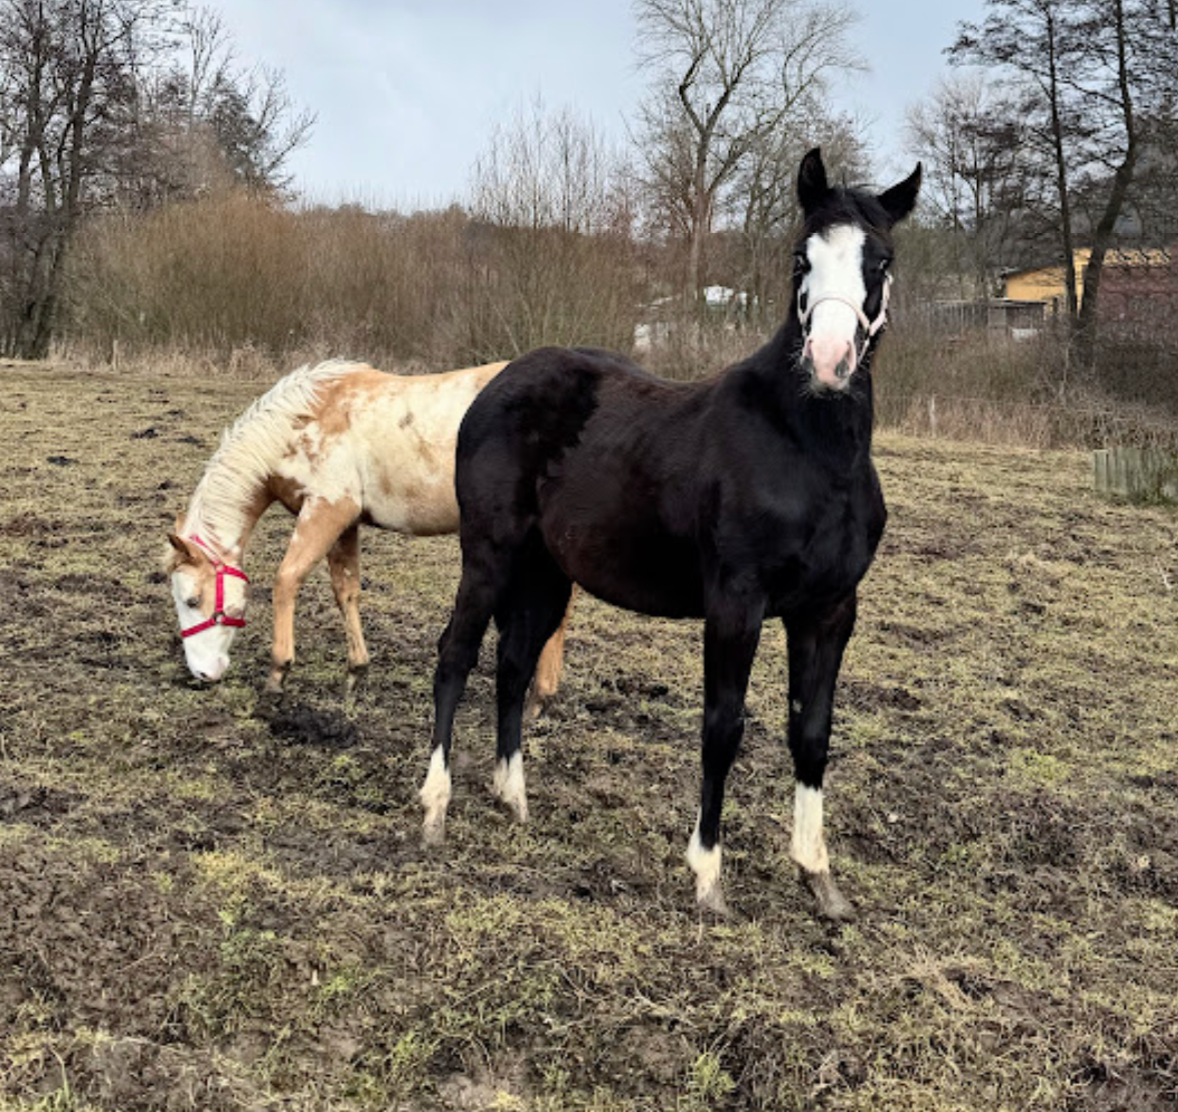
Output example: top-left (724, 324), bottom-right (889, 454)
top-left (204, 0), bottom-right (985, 208)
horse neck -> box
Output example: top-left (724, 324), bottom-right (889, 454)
top-left (182, 455), bottom-right (273, 563)
top-left (755, 314), bottom-right (876, 457)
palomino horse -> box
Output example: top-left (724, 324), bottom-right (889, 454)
top-left (421, 149), bottom-right (920, 920)
top-left (166, 359), bottom-right (572, 705)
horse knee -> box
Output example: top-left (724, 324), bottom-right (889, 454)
top-left (789, 729), bottom-right (830, 788)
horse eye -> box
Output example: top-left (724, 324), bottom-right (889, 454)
top-left (794, 251), bottom-right (811, 273)
top-left (880, 258), bottom-right (893, 272)
top-left (186, 596), bottom-right (199, 609)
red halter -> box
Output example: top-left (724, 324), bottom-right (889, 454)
top-left (180, 534), bottom-right (249, 639)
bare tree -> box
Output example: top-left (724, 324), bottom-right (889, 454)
top-left (465, 99), bottom-right (638, 358)
top-left (205, 63), bottom-right (314, 194)
top-left (0, 0), bottom-right (314, 357)
top-left (906, 73), bottom-right (1029, 298)
top-left (0, 0), bottom-right (180, 357)
top-left (950, 0), bottom-right (1178, 370)
top-left (632, 0), bottom-right (862, 304)
top-left (472, 97), bottom-right (622, 235)
top-left (138, 8), bottom-right (314, 200)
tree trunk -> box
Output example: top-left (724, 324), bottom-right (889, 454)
top-left (1045, 12), bottom-right (1078, 327)
top-left (688, 163), bottom-right (710, 315)
top-left (1074, 0), bottom-right (1137, 372)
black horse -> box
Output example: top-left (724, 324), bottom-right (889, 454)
top-left (420, 148), bottom-right (920, 920)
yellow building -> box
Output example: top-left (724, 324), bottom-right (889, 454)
top-left (1003, 248), bottom-right (1170, 310)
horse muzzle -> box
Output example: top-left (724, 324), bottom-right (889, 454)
top-left (802, 335), bottom-right (858, 392)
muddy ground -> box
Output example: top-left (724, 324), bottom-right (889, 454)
top-left (1, 359), bottom-right (1176, 1111)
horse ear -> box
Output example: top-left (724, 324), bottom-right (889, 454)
top-left (797, 147), bottom-right (829, 214)
top-left (167, 533), bottom-right (199, 567)
top-left (879, 162), bottom-right (922, 226)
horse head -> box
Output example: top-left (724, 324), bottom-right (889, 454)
top-left (166, 525), bottom-right (249, 683)
top-left (794, 148), bottom-right (921, 393)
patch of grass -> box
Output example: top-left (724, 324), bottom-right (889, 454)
top-left (1, 361), bottom-right (1176, 1111)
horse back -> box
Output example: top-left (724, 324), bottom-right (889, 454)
top-left (275, 361), bottom-right (508, 535)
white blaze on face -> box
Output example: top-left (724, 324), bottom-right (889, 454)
top-left (800, 225), bottom-right (868, 390)
top-left (791, 783), bottom-right (830, 874)
top-left (171, 565), bottom-right (247, 683)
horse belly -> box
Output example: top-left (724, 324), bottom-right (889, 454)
top-left (354, 402), bottom-right (466, 536)
top-left (363, 468), bottom-right (460, 535)
top-left (540, 502), bottom-right (704, 618)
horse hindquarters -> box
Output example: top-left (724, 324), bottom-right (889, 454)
top-left (422, 387), bottom-right (564, 841)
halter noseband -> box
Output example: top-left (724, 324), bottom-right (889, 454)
top-left (180, 534), bottom-right (249, 639)
top-left (799, 272), bottom-right (893, 366)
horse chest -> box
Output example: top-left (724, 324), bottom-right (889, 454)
top-left (740, 466), bottom-right (884, 615)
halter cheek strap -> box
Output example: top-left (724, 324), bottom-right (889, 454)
top-left (799, 273), bottom-right (893, 365)
top-left (180, 534), bottom-right (249, 640)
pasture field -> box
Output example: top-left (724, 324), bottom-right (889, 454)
top-left (1, 359), bottom-right (1177, 1112)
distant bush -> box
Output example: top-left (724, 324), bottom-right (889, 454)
top-left (59, 188), bottom-right (1176, 451)
top-left (877, 320), bottom-right (1178, 449)
top-left (62, 191), bottom-right (640, 369)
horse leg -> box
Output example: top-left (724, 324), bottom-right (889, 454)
top-left (524, 584), bottom-right (577, 720)
top-left (267, 497), bottom-right (360, 695)
top-left (784, 592), bottom-right (859, 922)
top-left (492, 538), bottom-right (573, 821)
top-left (686, 597), bottom-right (763, 916)
top-left (326, 523), bottom-right (369, 700)
top-left (421, 549), bottom-right (505, 845)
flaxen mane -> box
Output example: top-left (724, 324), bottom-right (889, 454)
top-left (184, 360), bottom-right (367, 542)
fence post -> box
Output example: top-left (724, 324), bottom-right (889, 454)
top-left (1093, 445), bottom-right (1178, 501)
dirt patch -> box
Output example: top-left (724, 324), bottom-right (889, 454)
top-left (1, 364), bottom-right (1176, 1111)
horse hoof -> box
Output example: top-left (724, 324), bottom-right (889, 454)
top-left (493, 792), bottom-right (529, 824)
top-left (491, 758), bottom-right (529, 823)
top-left (422, 816), bottom-right (446, 847)
top-left (804, 870), bottom-right (856, 923)
top-left (343, 667), bottom-right (368, 704)
top-left (696, 882), bottom-right (730, 918)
